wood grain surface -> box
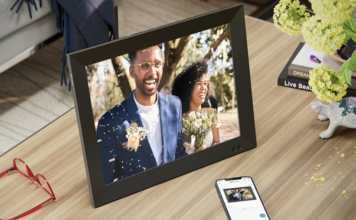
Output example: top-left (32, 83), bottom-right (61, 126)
top-left (1, 16), bottom-right (356, 220)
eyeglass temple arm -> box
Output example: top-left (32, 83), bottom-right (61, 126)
top-left (0, 167), bottom-right (16, 178)
top-left (10, 198), bottom-right (55, 220)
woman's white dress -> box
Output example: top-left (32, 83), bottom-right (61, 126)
top-left (185, 130), bottom-right (213, 155)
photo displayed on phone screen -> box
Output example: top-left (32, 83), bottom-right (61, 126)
top-left (217, 177), bottom-right (269, 220)
top-left (223, 186), bottom-right (256, 203)
top-left (85, 23), bottom-right (241, 185)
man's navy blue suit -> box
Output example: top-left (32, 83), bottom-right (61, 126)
top-left (96, 91), bottom-right (187, 185)
top-left (229, 192), bottom-right (242, 201)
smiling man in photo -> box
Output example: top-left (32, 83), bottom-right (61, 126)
top-left (229, 189), bottom-right (242, 201)
top-left (96, 44), bottom-right (187, 185)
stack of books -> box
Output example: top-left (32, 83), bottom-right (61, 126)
top-left (278, 42), bottom-right (356, 97)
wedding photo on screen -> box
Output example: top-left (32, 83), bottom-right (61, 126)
top-left (84, 23), bottom-right (240, 185)
top-left (224, 187), bottom-right (256, 203)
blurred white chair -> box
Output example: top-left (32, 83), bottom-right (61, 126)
top-left (0, 0), bottom-right (59, 73)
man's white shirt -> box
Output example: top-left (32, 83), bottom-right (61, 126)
top-left (133, 92), bottom-right (163, 165)
top-left (235, 193), bottom-right (241, 199)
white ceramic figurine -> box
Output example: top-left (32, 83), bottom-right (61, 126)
top-left (310, 97), bottom-right (356, 139)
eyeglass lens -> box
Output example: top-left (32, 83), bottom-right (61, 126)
top-left (140, 61), bottom-right (163, 73)
top-left (15, 159), bottom-right (30, 177)
top-left (38, 175), bottom-right (51, 195)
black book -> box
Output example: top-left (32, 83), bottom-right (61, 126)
top-left (278, 42), bottom-right (356, 97)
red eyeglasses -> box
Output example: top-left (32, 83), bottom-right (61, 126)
top-left (0, 158), bottom-right (56, 220)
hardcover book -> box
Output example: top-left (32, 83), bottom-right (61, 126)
top-left (288, 43), bottom-right (356, 89)
top-left (278, 42), bottom-right (356, 97)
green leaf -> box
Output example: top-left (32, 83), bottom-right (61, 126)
top-left (339, 50), bottom-right (356, 85)
top-left (340, 69), bottom-right (352, 85)
top-left (345, 17), bottom-right (356, 32)
top-left (343, 28), bottom-right (352, 45)
top-left (343, 18), bottom-right (356, 46)
top-left (343, 36), bottom-right (350, 46)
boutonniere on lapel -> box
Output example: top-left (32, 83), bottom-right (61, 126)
top-left (233, 195), bottom-right (236, 197)
top-left (124, 122), bottom-right (148, 152)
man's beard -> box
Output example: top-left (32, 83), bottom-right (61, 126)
top-left (136, 78), bottom-right (159, 97)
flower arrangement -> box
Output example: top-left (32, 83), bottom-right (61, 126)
top-left (308, 65), bottom-right (347, 102)
top-left (273, 0), bottom-right (356, 103)
top-left (182, 109), bottom-right (221, 152)
top-left (125, 122), bottom-right (148, 152)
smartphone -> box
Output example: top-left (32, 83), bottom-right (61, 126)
top-left (215, 176), bottom-right (270, 220)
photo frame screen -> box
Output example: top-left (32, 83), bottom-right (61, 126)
top-left (85, 23), bottom-right (241, 185)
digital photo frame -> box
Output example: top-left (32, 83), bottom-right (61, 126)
top-left (67, 4), bottom-right (256, 208)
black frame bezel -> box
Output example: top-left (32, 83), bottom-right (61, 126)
top-left (67, 4), bottom-right (256, 208)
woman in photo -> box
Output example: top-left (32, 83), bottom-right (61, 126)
top-left (172, 59), bottom-right (220, 154)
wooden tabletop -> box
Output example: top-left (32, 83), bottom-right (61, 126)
top-left (1, 16), bottom-right (356, 220)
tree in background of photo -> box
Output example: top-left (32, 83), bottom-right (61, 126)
top-left (86, 60), bottom-right (126, 129)
top-left (111, 55), bottom-right (132, 99)
top-left (205, 24), bottom-right (235, 113)
top-left (160, 24), bottom-right (231, 93)
top-left (163, 24), bottom-right (235, 114)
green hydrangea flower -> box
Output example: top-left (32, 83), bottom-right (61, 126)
top-left (302, 16), bottom-right (345, 55)
top-left (309, 0), bottom-right (354, 25)
top-left (308, 65), bottom-right (347, 103)
top-left (273, 0), bottom-right (310, 35)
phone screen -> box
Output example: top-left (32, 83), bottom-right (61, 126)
top-left (216, 177), bottom-right (269, 220)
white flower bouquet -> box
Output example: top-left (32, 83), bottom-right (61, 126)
top-left (182, 109), bottom-right (221, 152)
